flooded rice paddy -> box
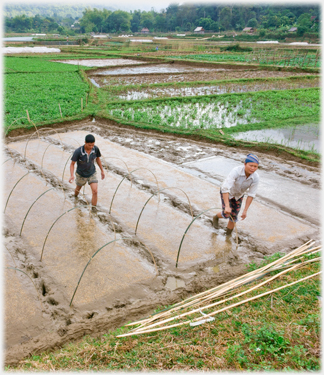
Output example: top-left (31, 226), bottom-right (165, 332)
top-left (110, 101), bottom-right (256, 129)
top-left (52, 58), bottom-right (147, 67)
top-left (232, 124), bottom-right (320, 152)
top-left (4, 121), bottom-right (320, 364)
top-left (95, 63), bottom-right (216, 75)
top-left (90, 69), bottom-right (316, 86)
top-left (116, 78), bottom-right (319, 100)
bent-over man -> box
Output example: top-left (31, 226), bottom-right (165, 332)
top-left (213, 153), bottom-right (260, 236)
top-left (69, 134), bottom-right (105, 207)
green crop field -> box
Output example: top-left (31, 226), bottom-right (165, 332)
top-left (169, 52), bottom-right (320, 68)
top-left (5, 71), bottom-right (89, 126)
top-left (3, 49), bottom-right (321, 161)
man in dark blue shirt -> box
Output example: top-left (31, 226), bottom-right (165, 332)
top-left (69, 134), bottom-right (105, 207)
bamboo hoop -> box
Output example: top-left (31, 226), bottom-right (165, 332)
top-left (6, 267), bottom-right (44, 310)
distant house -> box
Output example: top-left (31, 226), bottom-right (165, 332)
top-left (141, 28), bottom-right (149, 34)
top-left (242, 27), bottom-right (255, 33)
top-left (288, 27), bottom-right (297, 32)
top-left (194, 27), bottom-right (205, 34)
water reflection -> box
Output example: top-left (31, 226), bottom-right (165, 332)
top-left (233, 124), bottom-right (320, 152)
top-left (72, 208), bottom-right (100, 259)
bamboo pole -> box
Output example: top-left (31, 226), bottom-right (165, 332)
top-left (132, 262), bottom-right (311, 334)
top-left (302, 51), bottom-right (308, 68)
top-left (314, 50), bottom-right (319, 67)
top-left (59, 103), bottom-right (63, 118)
top-left (126, 241), bottom-right (316, 327)
top-left (26, 110), bottom-right (30, 122)
top-left (117, 271), bottom-right (321, 337)
top-left (131, 257), bottom-right (319, 334)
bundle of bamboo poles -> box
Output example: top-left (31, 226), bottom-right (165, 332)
top-left (117, 240), bottom-right (320, 338)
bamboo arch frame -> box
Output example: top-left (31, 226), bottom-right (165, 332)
top-left (69, 237), bottom-right (132, 307)
top-left (40, 205), bottom-right (88, 261)
top-left (176, 208), bottom-right (238, 268)
top-left (20, 187), bottom-right (55, 236)
top-left (4, 171), bottom-right (30, 213)
top-left (135, 187), bottom-right (194, 236)
top-left (109, 168), bottom-right (160, 215)
top-left (5, 267), bottom-right (44, 310)
top-left (24, 127), bottom-right (63, 159)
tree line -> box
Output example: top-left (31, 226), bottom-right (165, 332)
top-left (5, 4), bottom-right (320, 36)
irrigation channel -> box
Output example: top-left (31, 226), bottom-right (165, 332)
top-left (3, 120), bottom-right (320, 365)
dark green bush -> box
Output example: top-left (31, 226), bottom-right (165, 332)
top-left (219, 43), bottom-right (252, 52)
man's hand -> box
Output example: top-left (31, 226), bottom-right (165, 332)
top-left (224, 205), bottom-right (231, 215)
top-left (241, 210), bottom-right (247, 220)
top-left (101, 171), bottom-right (105, 180)
top-left (69, 176), bottom-right (75, 184)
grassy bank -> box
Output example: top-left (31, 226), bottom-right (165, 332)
top-left (7, 249), bottom-right (320, 371)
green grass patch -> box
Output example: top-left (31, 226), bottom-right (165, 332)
top-left (9, 250), bottom-right (320, 371)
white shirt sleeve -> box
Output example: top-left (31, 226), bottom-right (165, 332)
top-left (221, 167), bottom-right (239, 194)
top-left (246, 178), bottom-right (259, 198)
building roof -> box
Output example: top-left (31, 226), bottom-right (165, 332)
top-left (288, 27), bottom-right (297, 32)
top-left (194, 27), bottom-right (204, 32)
top-left (243, 27), bottom-right (254, 31)
top-left (141, 28), bottom-right (149, 31)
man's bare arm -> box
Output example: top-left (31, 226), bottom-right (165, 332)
top-left (241, 196), bottom-right (253, 220)
top-left (222, 192), bottom-right (232, 215)
top-left (69, 161), bottom-right (76, 183)
top-left (96, 157), bottom-right (105, 180)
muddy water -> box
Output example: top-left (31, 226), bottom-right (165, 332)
top-left (4, 250), bottom-right (54, 348)
top-left (181, 155), bottom-right (320, 225)
top-left (48, 131), bottom-right (317, 249)
top-left (117, 79), bottom-right (320, 100)
top-left (4, 160), bottom-right (156, 308)
top-left (8, 139), bottom-right (232, 268)
top-left (165, 276), bottom-right (186, 290)
top-left (91, 70), bottom-right (317, 86)
top-left (95, 63), bottom-right (219, 75)
top-left (52, 59), bottom-right (146, 67)
top-left (232, 124), bottom-right (321, 153)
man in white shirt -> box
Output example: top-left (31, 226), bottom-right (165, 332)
top-left (213, 153), bottom-right (260, 236)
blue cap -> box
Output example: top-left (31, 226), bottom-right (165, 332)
top-left (245, 153), bottom-right (259, 164)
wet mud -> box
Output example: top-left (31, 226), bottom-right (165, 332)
top-left (4, 119), bottom-right (321, 366)
top-left (90, 69), bottom-right (316, 87)
top-left (115, 78), bottom-right (320, 100)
